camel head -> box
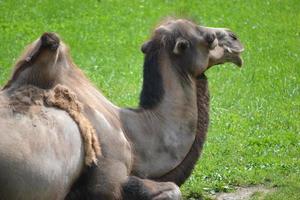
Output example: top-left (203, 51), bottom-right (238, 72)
top-left (141, 19), bottom-right (244, 79)
top-left (3, 32), bottom-right (72, 90)
top-left (24, 32), bottom-right (61, 64)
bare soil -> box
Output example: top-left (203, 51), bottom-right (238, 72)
top-left (213, 186), bottom-right (274, 200)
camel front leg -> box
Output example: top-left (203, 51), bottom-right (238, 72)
top-left (122, 176), bottom-right (182, 200)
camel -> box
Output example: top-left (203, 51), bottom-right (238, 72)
top-left (0, 19), bottom-right (244, 200)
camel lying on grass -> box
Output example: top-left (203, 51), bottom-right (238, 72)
top-left (0, 19), bottom-right (244, 200)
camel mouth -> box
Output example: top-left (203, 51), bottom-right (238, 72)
top-left (225, 51), bottom-right (244, 67)
top-left (41, 32), bottom-right (60, 51)
top-left (219, 30), bottom-right (244, 67)
top-left (205, 32), bottom-right (244, 68)
top-left (231, 47), bottom-right (244, 54)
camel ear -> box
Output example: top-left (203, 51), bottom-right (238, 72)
top-left (173, 38), bottom-right (189, 55)
top-left (141, 40), bottom-right (152, 54)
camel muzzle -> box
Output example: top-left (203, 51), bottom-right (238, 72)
top-left (41, 32), bottom-right (60, 51)
top-left (201, 27), bottom-right (244, 68)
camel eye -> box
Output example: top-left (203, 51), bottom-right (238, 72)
top-left (173, 38), bottom-right (190, 55)
top-left (205, 33), bottom-right (216, 45)
top-left (178, 40), bottom-right (189, 51)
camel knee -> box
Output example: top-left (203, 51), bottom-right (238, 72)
top-left (122, 176), bottom-right (182, 200)
top-left (152, 182), bottom-right (181, 200)
top-left (67, 159), bottom-right (128, 200)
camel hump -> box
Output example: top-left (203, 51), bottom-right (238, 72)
top-left (2, 32), bottom-right (63, 90)
top-left (5, 84), bottom-right (101, 166)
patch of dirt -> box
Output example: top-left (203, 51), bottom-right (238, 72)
top-left (213, 186), bottom-right (274, 200)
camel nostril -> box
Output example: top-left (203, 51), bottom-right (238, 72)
top-left (49, 43), bottom-right (59, 50)
top-left (228, 32), bottom-right (238, 40)
top-left (41, 32), bottom-right (60, 50)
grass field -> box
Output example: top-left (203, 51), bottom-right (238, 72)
top-left (0, 0), bottom-right (299, 199)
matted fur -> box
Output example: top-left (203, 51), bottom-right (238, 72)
top-left (45, 85), bottom-right (101, 165)
top-left (7, 84), bottom-right (101, 166)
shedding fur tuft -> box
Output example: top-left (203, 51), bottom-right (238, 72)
top-left (7, 84), bottom-right (101, 166)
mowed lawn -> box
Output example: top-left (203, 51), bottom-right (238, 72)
top-left (0, 0), bottom-right (299, 199)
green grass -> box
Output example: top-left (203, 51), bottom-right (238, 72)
top-left (0, 0), bottom-right (299, 199)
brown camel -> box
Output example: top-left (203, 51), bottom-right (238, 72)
top-left (0, 19), bottom-right (244, 200)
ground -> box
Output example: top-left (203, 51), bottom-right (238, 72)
top-left (0, 0), bottom-right (299, 199)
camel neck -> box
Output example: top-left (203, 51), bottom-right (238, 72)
top-left (120, 52), bottom-right (198, 178)
top-left (155, 76), bottom-right (209, 185)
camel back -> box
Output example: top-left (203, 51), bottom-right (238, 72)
top-left (2, 84), bottom-right (101, 166)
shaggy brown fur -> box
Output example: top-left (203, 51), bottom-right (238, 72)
top-left (8, 86), bottom-right (45, 111)
top-left (7, 84), bottom-right (101, 166)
